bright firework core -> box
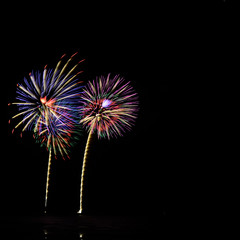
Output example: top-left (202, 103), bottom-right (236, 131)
top-left (90, 99), bottom-right (113, 118)
top-left (102, 99), bottom-right (112, 108)
top-left (40, 96), bottom-right (55, 107)
top-left (40, 96), bottom-right (47, 104)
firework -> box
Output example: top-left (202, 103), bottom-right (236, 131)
top-left (9, 53), bottom-right (84, 210)
top-left (78, 74), bottom-right (138, 214)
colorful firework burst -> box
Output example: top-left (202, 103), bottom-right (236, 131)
top-left (8, 53), bottom-right (84, 209)
top-left (79, 73), bottom-right (139, 139)
top-left (78, 73), bottom-right (138, 214)
top-left (9, 52), bottom-right (84, 158)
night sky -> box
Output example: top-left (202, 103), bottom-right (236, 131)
top-left (2, 0), bottom-right (235, 221)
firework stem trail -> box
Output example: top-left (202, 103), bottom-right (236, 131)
top-left (78, 129), bottom-right (93, 214)
top-left (45, 147), bottom-right (52, 211)
top-left (9, 54), bottom-right (84, 212)
top-left (77, 74), bottom-right (139, 213)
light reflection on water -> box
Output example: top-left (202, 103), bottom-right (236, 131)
top-left (2, 215), bottom-right (150, 240)
top-left (4, 229), bottom-right (148, 240)
top-left (42, 229), bottom-right (85, 240)
top-left (39, 230), bottom-right (145, 240)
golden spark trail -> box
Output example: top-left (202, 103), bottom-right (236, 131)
top-left (78, 129), bottom-right (93, 214)
top-left (49, 57), bottom-right (63, 87)
top-left (22, 112), bottom-right (39, 132)
top-left (53, 54), bottom-right (73, 88)
top-left (29, 73), bottom-right (41, 95)
top-left (12, 107), bottom-right (37, 119)
top-left (45, 147), bottom-right (52, 211)
top-left (11, 102), bottom-right (35, 105)
top-left (13, 111), bottom-right (36, 130)
top-left (54, 62), bottom-right (78, 89)
top-left (18, 85), bottom-right (37, 100)
top-left (57, 93), bottom-right (80, 102)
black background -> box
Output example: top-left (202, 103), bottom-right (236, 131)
top-left (2, 0), bottom-right (236, 221)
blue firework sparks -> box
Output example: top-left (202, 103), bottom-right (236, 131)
top-left (9, 53), bottom-right (84, 158)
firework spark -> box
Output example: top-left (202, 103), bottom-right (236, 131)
top-left (9, 53), bottom-right (84, 209)
top-left (78, 73), bottom-right (139, 214)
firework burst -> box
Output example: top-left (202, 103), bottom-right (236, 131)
top-left (78, 73), bottom-right (139, 214)
top-left (9, 53), bottom-right (84, 209)
top-left (80, 73), bottom-right (139, 138)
